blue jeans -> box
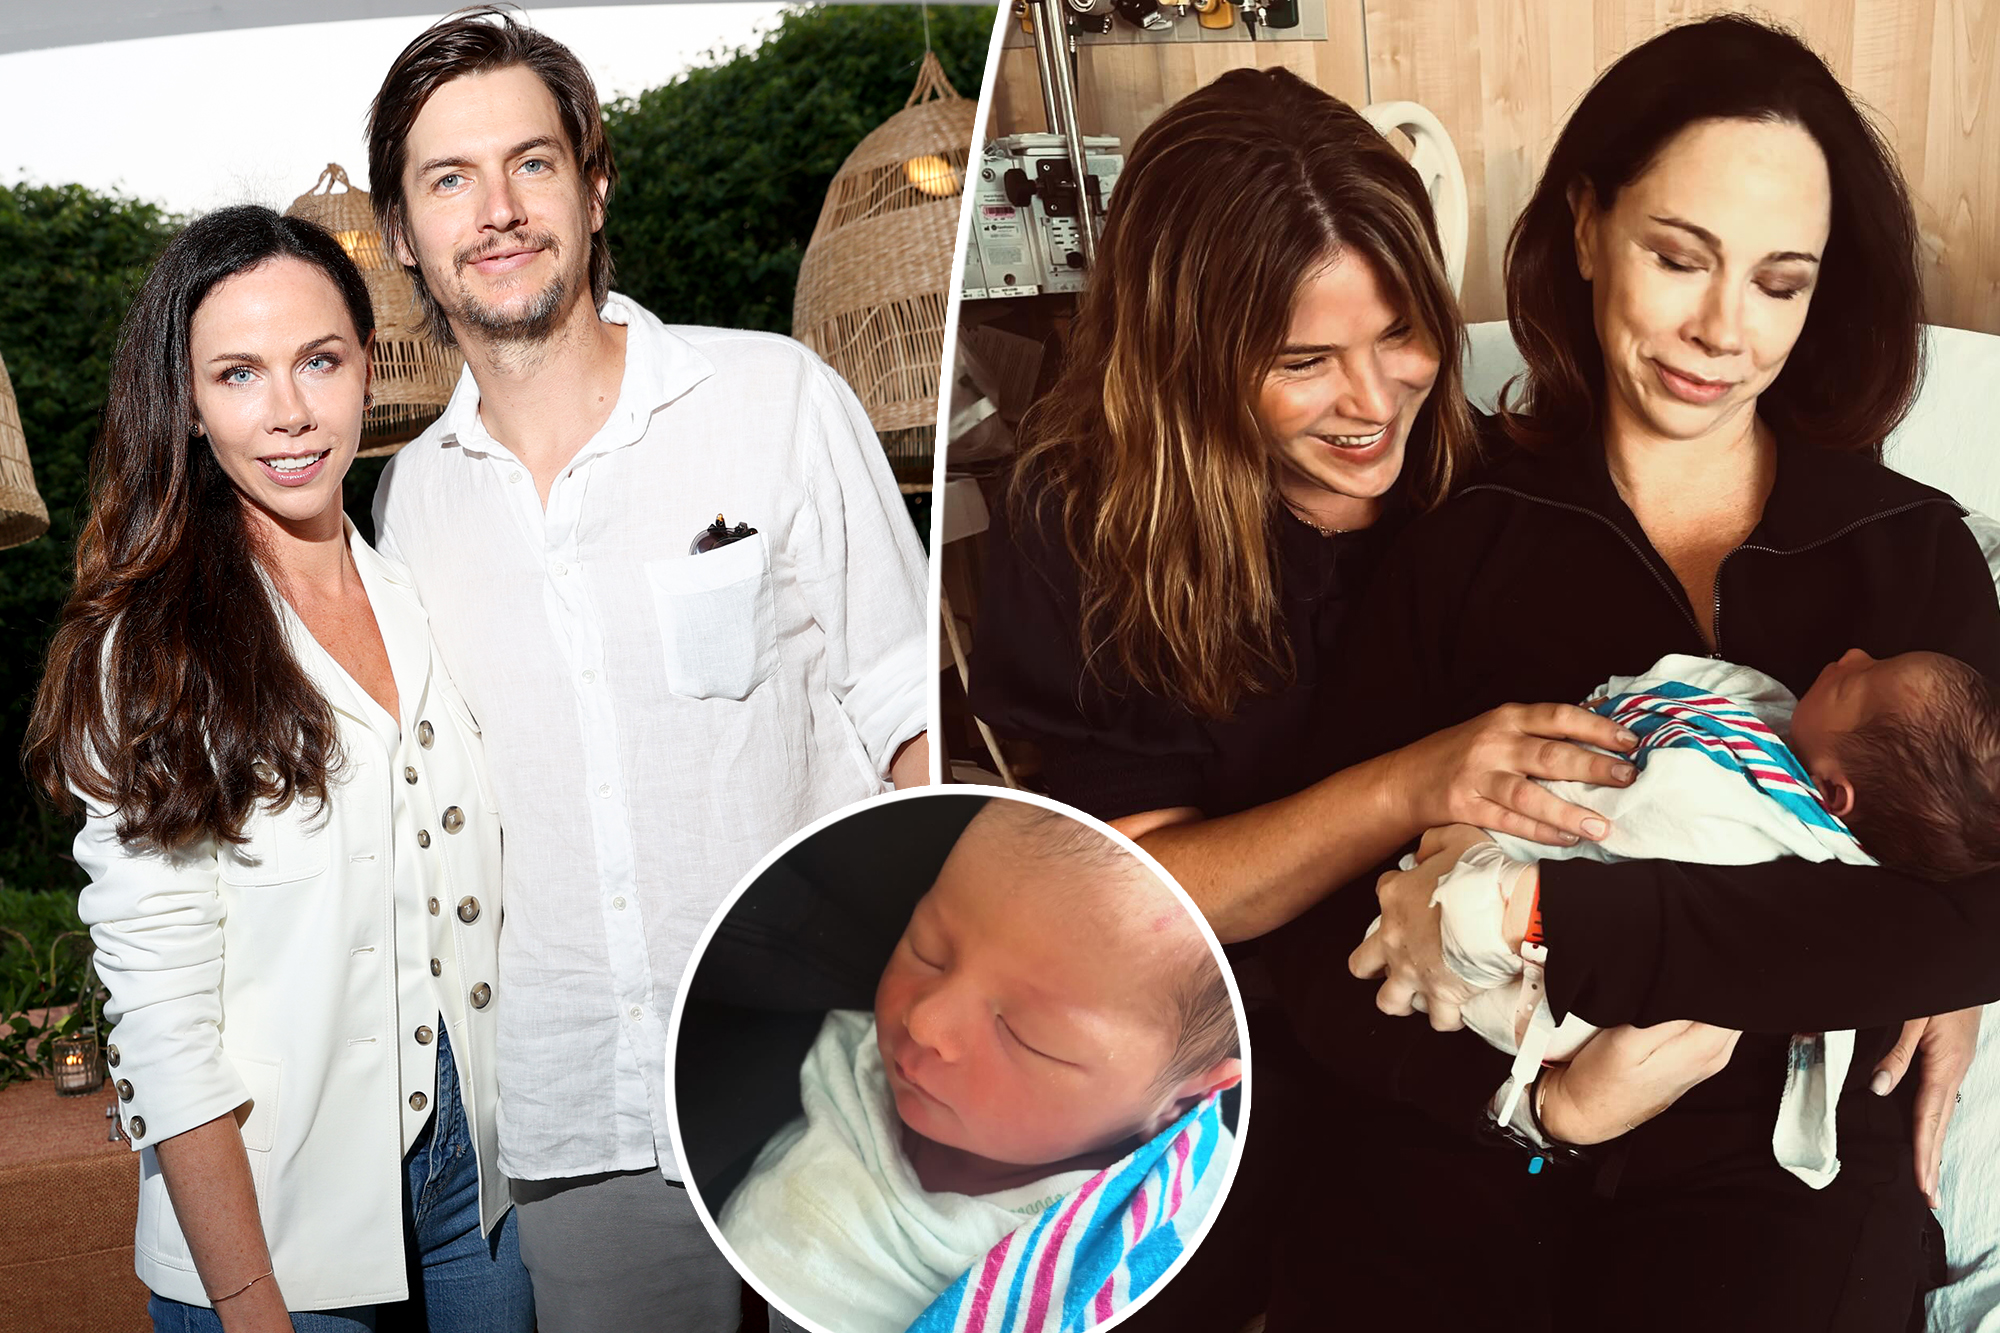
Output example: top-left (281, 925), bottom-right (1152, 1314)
top-left (150, 1024), bottom-right (533, 1333)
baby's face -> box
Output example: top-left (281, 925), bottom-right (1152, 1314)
top-left (874, 833), bottom-right (1195, 1168)
top-left (1792, 648), bottom-right (1941, 771)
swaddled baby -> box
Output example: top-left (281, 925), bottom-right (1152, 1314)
top-left (1424, 649), bottom-right (2000, 1186)
top-left (719, 800), bottom-right (1242, 1333)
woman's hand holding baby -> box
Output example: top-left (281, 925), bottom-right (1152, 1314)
top-left (1349, 824), bottom-right (1496, 1031)
top-left (1871, 1007), bottom-right (1981, 1208)
top-left (1536, 1022), bottom-right (1743, 1144)
top-left (1387, 702), bottom-right (1638, 848)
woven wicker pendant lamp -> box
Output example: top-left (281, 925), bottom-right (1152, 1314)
top-left (286, 165), bottom-right (463, 457)
top-left (0, 350), bottom-right (49, 549)
top-left (793, 49), bottom-right (975, 484)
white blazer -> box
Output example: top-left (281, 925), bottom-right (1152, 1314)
top-left (77, 527), bottom-right (508, 1310)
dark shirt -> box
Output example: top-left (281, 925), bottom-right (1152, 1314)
top-left (970, 479), bottom-right (1405, 822)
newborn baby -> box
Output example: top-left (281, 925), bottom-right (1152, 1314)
top-left (1429, 649), bottom-right (2000, 1186)
top-left (719, 800), bottom-right (1241, 1333)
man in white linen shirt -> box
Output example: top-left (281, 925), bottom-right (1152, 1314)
top-left (363, 12), bottom-right (930, 1330)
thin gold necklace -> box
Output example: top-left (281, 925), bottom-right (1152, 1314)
top-left (1286, 504), bottom-right (1357, 537)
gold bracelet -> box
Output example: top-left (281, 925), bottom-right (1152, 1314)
top-left (207, 1269), bottom-right (274, 1303)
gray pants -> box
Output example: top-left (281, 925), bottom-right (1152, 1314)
top-left (514, 1169), bottom-right (741, 1333)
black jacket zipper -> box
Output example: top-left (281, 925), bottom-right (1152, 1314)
top-left (1707, 498), bottom-right (1959, 653)
top-left (1461, 483), bottom-right (1708, 648)
top-left (1465, 485), bottom-right (1961, 657)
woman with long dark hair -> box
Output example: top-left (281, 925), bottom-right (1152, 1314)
top-left (1281, 15), bottom-right (2000, 1329)
top-left (25, 207), bottom-right (532, 1333)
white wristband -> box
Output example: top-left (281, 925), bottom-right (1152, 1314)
top-left (1488, 1073), bottom-right (1548, 1147)
top-left (1432, 840), bottom-right (1534, 991)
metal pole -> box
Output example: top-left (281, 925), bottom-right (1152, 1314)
top-left (1026, 0), bottom-right (1062, 139)
top-left (1026, 0), bottom-right (1099, 267)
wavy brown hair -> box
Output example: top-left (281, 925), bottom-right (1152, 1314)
top-left (1012, 67), bottom-right (1478, 720)
top-left (1501, 14), bottom-right (1924, 458)
top-left (24, 207), bottom-right (375, 851)
top-left (367, 5), bottom-right (618, 346)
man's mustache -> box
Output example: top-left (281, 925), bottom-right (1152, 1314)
top-left (453, 230), bottom-right (561, 275)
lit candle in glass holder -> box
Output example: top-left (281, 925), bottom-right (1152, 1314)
top-left (52, 1029), bottom-right (103, 1097)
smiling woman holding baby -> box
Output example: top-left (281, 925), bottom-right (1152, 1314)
top-left (1270, 14), bottom-right (2000, 1330)
top-left (967, 67), bottom-right (1652, 1329)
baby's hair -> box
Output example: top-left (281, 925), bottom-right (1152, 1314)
top-left (970, 798), bottom-right (1139, 876)
top-left (1159, 938), bottom-right (1239, 1092)
top-left (970, 800), bottom-right (1241, 1086)
top-left (1839, 655), bottom-right (2000, 880)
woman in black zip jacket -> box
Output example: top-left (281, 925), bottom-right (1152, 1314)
top-left (1266, 17), bottom-right (2000, 1333)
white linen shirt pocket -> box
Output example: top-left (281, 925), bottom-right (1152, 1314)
top-left (644, 533), bottom-right (778, 700)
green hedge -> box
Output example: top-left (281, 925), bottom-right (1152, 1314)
top-left (604, 4), bottom-right (994, 332)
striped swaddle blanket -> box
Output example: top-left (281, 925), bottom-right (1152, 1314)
top-left (907, 1092), bottom-right (1234, 1333)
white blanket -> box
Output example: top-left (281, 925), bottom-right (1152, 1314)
top-left (1464, 654), bottom-right (1874, 1188)
top-left (719, 1010), bottom-right (1096, 1333)
top-left (1928, 510), bottom-right (2000, 1331)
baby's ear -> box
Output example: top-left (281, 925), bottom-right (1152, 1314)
top-left (1187, 1056), bottom-right (1242, 1102)
top-left (1144, 1057), bottom-right (1243, 1137)
top-left (1814, 771), bottom-right (1855, 818)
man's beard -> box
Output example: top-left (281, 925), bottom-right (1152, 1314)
top-left (438, 228), bottom-right (577, 344)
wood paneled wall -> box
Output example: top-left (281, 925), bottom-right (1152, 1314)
top-left (989, 7), bottom-right (1370, 147)
top-left (989, 1), bottom-right (2000, 332)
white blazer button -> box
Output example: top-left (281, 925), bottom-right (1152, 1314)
top-left (116, 1079), bottom-right (134, 1100)
top-left (428, 898), bottom-right (440, 915)
top-left (416, 1026), bottom-right (434, 1045)
top-left (128, 1116), bottom-right (145, 1138)
top-left (418, 830), bottom-right (431, 848)
top-left (418, 721), bottom-right (434, 748)
top-left (107, 1045), bottom-right (120, 1068)
top-left (410, 1092), bottom-right (427, 1111)
top-left (405, 766), bottom-right (419, 784)
top-left (442, 806), bottom-right (465, 834)
top-left (457, 897), bottom-right (481, 924)
top-left (430, 958), bottom-right (442, 976)
top-left (471, 983), bottom-right (492, 1009)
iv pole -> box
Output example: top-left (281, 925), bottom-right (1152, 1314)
top-left (1023, 0), bottom-right (1100, 269)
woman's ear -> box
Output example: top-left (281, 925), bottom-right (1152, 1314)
top-left (1567, 179), bottom-right (1598, 283)
top-left (362, 330), bottom-right (376, 407)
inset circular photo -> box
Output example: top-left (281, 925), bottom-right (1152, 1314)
top-left (667, 789), bottom-right (1249, 1333)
